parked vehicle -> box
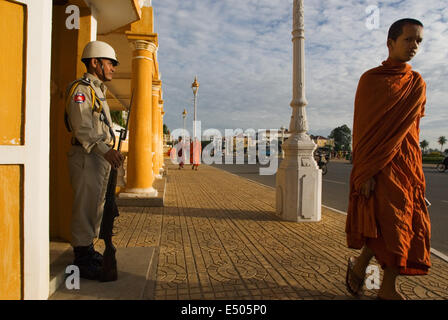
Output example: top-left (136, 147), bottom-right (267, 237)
top-left (436, 157), bottom-right (448, 173)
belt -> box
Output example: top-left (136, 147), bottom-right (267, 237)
top-left (71, 137), bottom-right (113, 148)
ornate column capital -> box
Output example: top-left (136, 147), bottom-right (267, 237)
top-left (126, 31), bottom-right (158, 47)
top-left (293, 0), bottom-right (305, 32)
top-left (130, 39), bottom-right (157, 53)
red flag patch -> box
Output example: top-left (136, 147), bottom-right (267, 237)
top-left (74, 92), bottom-right (85, 103)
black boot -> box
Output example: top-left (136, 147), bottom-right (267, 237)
top-left (86, 244), bottom-right (103, 267)
top-left (73, 244), bottom-right (102, 280)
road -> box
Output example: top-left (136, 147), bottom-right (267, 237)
top-left (211, 158), bottom-right (448, 256)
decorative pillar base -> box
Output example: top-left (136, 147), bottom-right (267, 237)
top-left (276, 134), bottom-right (322, 222)
top-left (119, 187), bottom-right (158, 198)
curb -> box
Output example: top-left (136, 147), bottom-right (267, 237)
top-left (208, 164), bottom-right (448, 264)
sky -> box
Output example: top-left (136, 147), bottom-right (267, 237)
top-left (151, 0), bottom-right (448, 150)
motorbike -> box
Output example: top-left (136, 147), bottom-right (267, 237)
top-left (436, 157), bottom-right (448, 173)
top-left (315, 154), bottom-right (328, 175)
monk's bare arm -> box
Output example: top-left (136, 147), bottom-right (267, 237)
top-left (360, 177), bottom-right (376, 198)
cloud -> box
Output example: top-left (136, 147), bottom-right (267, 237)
top-left (153, 0), bottom-right (448, 149)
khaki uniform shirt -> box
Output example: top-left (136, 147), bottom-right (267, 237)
top-left (65, 72), bottom-right (114, 155)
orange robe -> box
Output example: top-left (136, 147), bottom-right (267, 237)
top-left (190, 140), bottom-right (201, 166)
top-left (346, 58), bottom-right (431, 275)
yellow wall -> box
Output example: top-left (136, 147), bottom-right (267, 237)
top-left (0, 165), bottom-right (23, 300)
top-left (0, 0), bottom-right (26, 300)
top-left (130, 5), bottom-right (154, 33)
top-left (50, 4), bottom-right (93, 242)
top-left (0, 0), bottom-right (25, 146)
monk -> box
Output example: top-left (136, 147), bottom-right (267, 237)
top-left (190, 138), bottom-right (201, 171)
top-left (345, 18), bottom-right (431, 300)
top-left (172, 136), bottom-right (185, 169)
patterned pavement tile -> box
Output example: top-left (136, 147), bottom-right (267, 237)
top-left (113, 161), bottom-right (448, 300)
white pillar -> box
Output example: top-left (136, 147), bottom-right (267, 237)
top-left (275, 0), bottom-right (321, 222)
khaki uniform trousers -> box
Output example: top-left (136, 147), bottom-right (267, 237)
top-left (68, 145), bottom-right (111, 247)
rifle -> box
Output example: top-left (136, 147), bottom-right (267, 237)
top-left (99, 92), bottom-right (133, 282)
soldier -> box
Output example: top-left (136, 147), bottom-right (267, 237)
top-left (65, 41), bottom-right (124, 279)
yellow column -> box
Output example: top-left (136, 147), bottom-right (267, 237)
top-left (159, 101), bottom-right (165, 172)
top-left (123, 39), bottom-right (157, 196)
top-left (152, 80), bottom-right (162, 178)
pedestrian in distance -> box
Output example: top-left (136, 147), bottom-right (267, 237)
top-left (176, 136), bottom-right (185, 169)
top-left (65, 41), bottom-right (124, 280)
top-left (190, 138), bottom-right (201, 171)
top-left (345, 18), bottom-right (430, 300)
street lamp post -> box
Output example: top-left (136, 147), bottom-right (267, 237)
top-left (182, 108), bottom-right (187, 141)
top-left (275, 0), bottom-right (322, 222)
top-left (191, 76), bottom-right (199, 140)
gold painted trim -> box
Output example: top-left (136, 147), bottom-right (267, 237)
top-left (132, 55), bottom-right (153, 61)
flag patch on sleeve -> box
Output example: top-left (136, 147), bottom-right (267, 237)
top-left (74, 92), bottom-right (85, 103)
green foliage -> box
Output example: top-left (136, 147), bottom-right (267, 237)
top-left (438, 136), bottom-right (447, 152)
top-left (428, 151), bottom-right (442, 157)
top-left (110, 110), bottom-right (126, 128)
top-left (422, 155), bottom-right (444, 164)
top-left (163, 124), bottom-right (170, 135)
top-left (329, 125), bottom-right (352, 152)
top-left (423, 151), bottom-right (444, 164)
top-left (420, 140), bottom-right (429, 154)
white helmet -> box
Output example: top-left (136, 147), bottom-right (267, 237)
top-left (81, 41), bottom-right (119, 66)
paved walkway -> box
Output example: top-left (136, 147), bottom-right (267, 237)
top-left (102, 160), bottom-right (448, 300)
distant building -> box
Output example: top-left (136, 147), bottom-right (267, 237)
top-left (311, 135), bottom-right (334, 149)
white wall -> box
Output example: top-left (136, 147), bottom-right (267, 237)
top-left (1, 0), bottom-right (53, 300)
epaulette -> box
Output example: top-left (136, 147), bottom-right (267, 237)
top-left (79, 77), bottom-right (91, 86)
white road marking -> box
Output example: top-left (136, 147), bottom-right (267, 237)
top-left (430, 248), bottom-right (448, 263)
top-left (323, 179), bottom-right (346, 185)
top-left (322, 205), bottom-right (347, 216)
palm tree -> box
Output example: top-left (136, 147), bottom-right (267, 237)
top-left (438, 136), bottom-right (447, 153)
top-left (420, 140), bottom-right (429, 154)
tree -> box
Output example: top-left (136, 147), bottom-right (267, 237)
top-left (420, 140), bottom-right (429, 154)
top-left (329, 125), bottom-right (352, 152)
top-left (163, 124), bottom-right (170, 135)
top-left (438, 136), bottom-right (447, 152)
top-left (110, 110), bottom-right (126, 127)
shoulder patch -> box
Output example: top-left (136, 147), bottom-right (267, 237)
top-left (74, 92), bottom-right (86, 103)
